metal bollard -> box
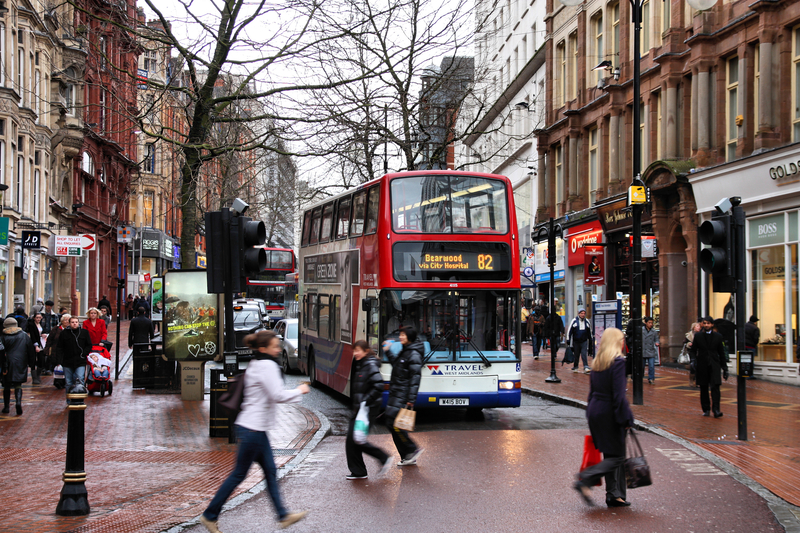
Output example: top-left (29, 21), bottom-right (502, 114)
top-left (55, 383), bottom-right (90, 516)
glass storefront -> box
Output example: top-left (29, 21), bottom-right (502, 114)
top-left (750, 244), bottom-right (797, 362)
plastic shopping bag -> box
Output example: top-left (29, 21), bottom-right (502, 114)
top-left (580, 435), bottom-right (603, 486)
top-left (353, 401), bottom-right (370, 444)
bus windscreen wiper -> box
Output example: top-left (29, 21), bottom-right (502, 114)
top-left (458, 327), bottom-right (491, 367)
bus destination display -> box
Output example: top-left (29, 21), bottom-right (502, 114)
top-left (393, 242), bottom-right (511, 282)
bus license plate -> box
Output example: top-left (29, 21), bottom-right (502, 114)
top-left (439, 398), bottom-right (469, 406)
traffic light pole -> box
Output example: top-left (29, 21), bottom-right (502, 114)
top-left (732, 200), bottom-right (747, 441)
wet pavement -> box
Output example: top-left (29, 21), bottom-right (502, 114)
top-left (0, 320), bottom-right (324, 533)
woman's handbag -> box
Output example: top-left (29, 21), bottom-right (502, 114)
top-left (677, 345), bottom-right (690, 365)
top-left (394, 406), bottom-right (416, 432)
top-left (353, 401), bottom-right (370, 444)
top-left (624, 428), bottom-right (653, 488)
top-left (218, 372), bottom-right (246, 416)
top-left (580, 435), bottom-right (603, 486)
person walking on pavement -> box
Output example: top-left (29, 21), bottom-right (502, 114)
top-left (528, 306), bottom-right (544, 360)
top-left (642, 317), bottom-right (659, 384)
top-left (125, 294), bottom-right (134, 320)
top-left (345, 339), bottom-right (393, 480)
top-left (567, 309), bottom-right (593, 373)
top-left (43, 314), bottom-right (70, 374)
top-left (689, 316), bottom-right (729, 418)
top-left (1, 317), bottom-right (34, 415)
top-left (41, 300), bottom-right (59, 336)
top-left (682, 321), bottom-right (702, 388)
top-left (129, 307), bottom-right (155, 348)
top-left (200, 330), bottom-right (309, 533)
top-left (574, 327), bottom-right (634, 508)
top-left (520, 303), bottom-right (530, 343)
top-left (382, 325), bottom-right (424, 466)
top-left (26, 313), bottom-right (44, 384)
top-left (745, 315), bottom-right (760, 351)
top-left (82, 307), bottom-right (108, 346)
top-left (57, 316), bottom-right (93, 405)
top-left (30, 297), bottom-right (45, 316)
top-left (98, 295), bottom-right (111, 316)
top-left (545, 311), bottom-right (565, 354)
top-left (8, 307), bottom-right (28, 332)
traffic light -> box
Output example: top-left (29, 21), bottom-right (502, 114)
top-left (229, 215), bottom-right (266, 293)
top-left (699, 213), bottom-right (735, 293)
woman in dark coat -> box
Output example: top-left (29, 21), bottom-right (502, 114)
top-left (1, 317), bottom-right (34, 415)
top-left (345, 340), bottom-right (392, 480)
top-left (382, 325), bottom-right (424, 466)
top-left (574, 327), bottom-right (634, 508)
top-left (26, 312), bottom-right (44, 384)
top-left (57, 316), bottom-right (93, 402)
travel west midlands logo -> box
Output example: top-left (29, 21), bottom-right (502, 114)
top-left (428, 365), bottom-right (444, 376)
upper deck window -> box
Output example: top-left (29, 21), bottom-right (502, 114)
top-left (269, 250), bottom-right (293, 270)
top-left (301, 211), bottom-right (312, 246)
top-left (351, 191), bottom-right (367, 236)
top-left (309, 207), bottom-right (322, 245)
top-left (365, 186), bottom-right (380, 234)
top-left (391, 175), bottom-right (508, 234)
top-left (336, 196), bottom-right (351, 239)
top-left (320, 203), bottom-right (334, 243)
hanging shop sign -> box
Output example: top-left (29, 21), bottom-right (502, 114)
top-left (22, 231), bottom-right (41, 250)
top-left (567, 221), bottom-right (603, 267)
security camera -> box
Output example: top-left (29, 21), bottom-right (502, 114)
top-left (714, 197), bottom-right (733, 215)
top-left (681, 260), bottom-right (688, 267)
top-left (231, 197), bottom-right (249, 216)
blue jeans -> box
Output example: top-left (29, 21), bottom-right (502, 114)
top-left (645, 357), bottom-right (655, 381)
top-left (64, 366), bottom-right (86, 394)
top-left (572, 340), bottom-right (589, 369)
top-left (204, 425), bottom-right (287, 522)
top-left (93, 367), bottom-right (110, 379)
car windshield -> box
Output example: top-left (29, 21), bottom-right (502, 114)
top-left (390, 175), bottom-right (508, 234)
top-left (233, 309), bottom-right (261, 329)
top-left (379, 289), bottom-right (518, 363)
top-left (286, 323), bottom-right (298, 339)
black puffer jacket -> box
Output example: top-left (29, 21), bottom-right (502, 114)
top-left (384, 340), bottom-right (423, 419)
top-left (57, 326), bottom-right (93, 368)
top-left (1, 327), bottom-right (34, 383)
top-left (351, 356), bottom-right (384, 413)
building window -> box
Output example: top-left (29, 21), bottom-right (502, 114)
top-left (144, 191), bottom-right (154, 227)
top-left (556, 40), bottom-right (566, 107)
top-left (99, 89), bottom-right (106, 132)
top-left (793, 28), bottom-right (800, 142)
top-left (568, 32), bottom-right (578, 101)
top-left (591, 12), bottom-right (604, 85)
top-left (0, 24), bottom-right (5, 86)
top-left (34, 69), bottom-right (40, 122)
top-left (726, 56), bottom-right (739, 161)
top-left (33, 169), bottom-right (39, 221)
top-left (611, 2), bottom-right (620, 67)
top-left (589, 127), bottom-right (598, 204)
top-left (15, 154), bottom-right (22, 211)
top-left (639, 101), bottom-right (645, 167)
top-left (754, 45), bottom-right (760, 139)
top-left (640, 0), bottom-right (650, 56)
top-left (555, 144), bottom-right (564, 209)
top-left (17, 48), bottom-right (23, 105)
top-left (749, 242), bottom-right (796, 363)
top-left (99, 36), bottom-right (107, 70)
top-left (662, 0), bottom-right (670, 33)
top-left (656, 92), bottom-right (662, 160)
top-left (82, 152), bottom-right (94, 176)
top-left (144, 143), bottom-right (155, 173)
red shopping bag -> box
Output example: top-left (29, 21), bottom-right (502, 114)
top-left (580, 435), bottom-right (603, 486)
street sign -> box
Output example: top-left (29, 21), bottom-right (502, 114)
top-left (22, 231), bottom-right (41, 249)
top-left (80, 234), bottom-right (96, 250)
top-left (117, 226), bottom-right (134, 243)
top-left (55, 235), bottom-right (84, 257)
top-left (0, 217), bottom-right (8, 245)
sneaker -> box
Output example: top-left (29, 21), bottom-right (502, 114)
top-left (584, 367), bottom-right (591, 374)
top-left (199, 515), bottom-right (223, 533)
top-left (345, 474), bottom-right (368, 480)
top-left (405, 448), bottom-right (425, 463)
top-left (397, 458), bottom-right (416, 466)
top-left (534, 355), bottom-right (539, 360)
top-left (279, 510), bottom-right (309, 529)
top-left (572, 368), bottom-right (580, 373)
top-left (378, 456), bottom-right (394, 477)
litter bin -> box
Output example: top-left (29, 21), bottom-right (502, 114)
top-left (210, 369), bottom-right (232, 438)
top-left (132, 343), bottom-right (155, 389)
top-left (151, 346), bottom-right (176, 389)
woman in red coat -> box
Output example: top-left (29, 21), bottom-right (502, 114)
top-left (82, 307), bottom-right (108, 346)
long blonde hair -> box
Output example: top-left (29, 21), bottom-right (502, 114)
top-left (592, 328), bottom-right (625, 372)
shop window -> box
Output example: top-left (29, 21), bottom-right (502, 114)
top-left (749, 244), bottom-right (796, 363)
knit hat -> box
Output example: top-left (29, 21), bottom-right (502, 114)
top-left (3, 317), bottom-right (17, 328)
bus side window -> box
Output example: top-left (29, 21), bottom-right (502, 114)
top-left (320, 203), bottom-right (334, 243)
top-left (309, 207), bottom-right (322, 245)
top-left (301, 211), bottom-right (312, 247)
top-left (351, 191), bottom-right (366, 236)
top-left (302, 296), bottom-right (307, 328)
top-left (336, 196), bottom-right (351, 239)
top-left (319, 295), bottom-right (329, 339)
top-left (365, 186), bottom-right (380, 234)
top-left (331, 295), bottom-right (339, 341)
top-left (308, 294), bottom-right (318, 331)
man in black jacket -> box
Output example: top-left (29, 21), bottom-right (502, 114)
top-left (744, 315), bottom-right (760, 351)
top-left (689, 316), bottom-right (729, 418)
top-left (57, 316), bottom-right (93, 403)
top-left (129, 306), bottom-right (155, 348)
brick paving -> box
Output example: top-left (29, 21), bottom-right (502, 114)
top-left (0, 320), bottom-right (322, 533)
top-left (521, 344), bottom-right (800, 507)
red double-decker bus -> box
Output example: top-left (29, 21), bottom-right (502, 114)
top-left (245, 247), bottom-right (296, 324)
top-left (298, 170), bottom-right (522, 411)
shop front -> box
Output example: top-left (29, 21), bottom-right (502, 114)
top-left (690, 143), bottom-right (800, 384)
top-left (532, 236), bottom-right (566, 318)
top-left (133, 230), bottom-right (176, 276)
top-left (565, 219), bottom-right (604, 320)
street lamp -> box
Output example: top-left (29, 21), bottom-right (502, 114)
top-left (534, 218), bottom-right (563, 383)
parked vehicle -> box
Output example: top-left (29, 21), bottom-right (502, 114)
top-left (233, 304), bottom-right (267, 358)
top-left (275, 318), bottom-right (299, 374)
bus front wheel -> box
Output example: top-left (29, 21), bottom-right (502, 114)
top-left (307, 348), bottom-right (317, 385)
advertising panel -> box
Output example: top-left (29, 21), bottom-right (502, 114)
top-left (303, 250), bottom-right (359, 344)
top-left (163, 270), bottom-right (219, 360)
top-left (567, 221), bottom-right (603, 266)
top-left (584, 245), bottom-right (605, 285)
top-left (151, 277), bottom-right (164, 321)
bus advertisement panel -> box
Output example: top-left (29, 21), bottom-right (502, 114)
top-left (298, 170), bottom-right (521, 410)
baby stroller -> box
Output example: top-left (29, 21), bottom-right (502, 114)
top-left (53, 365), bottom-right (66, 389)
top-left (85, 345), bottom-right (114, 397)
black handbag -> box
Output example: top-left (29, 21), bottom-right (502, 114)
top-left (624, 428), bottom-right (653, 488)
top-left (561, 346), bottom-right (574, 365)
top-left (218, 372), bottom-right (246, 416)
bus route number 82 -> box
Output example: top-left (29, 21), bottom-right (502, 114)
top-left (477, 254), bottom-right (494, 270)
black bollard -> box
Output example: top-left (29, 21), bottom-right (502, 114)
top-left (56, 383), bottom-right (90, 516)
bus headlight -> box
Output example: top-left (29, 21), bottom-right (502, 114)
top-left (499, 381), bottom-right (519, 390)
